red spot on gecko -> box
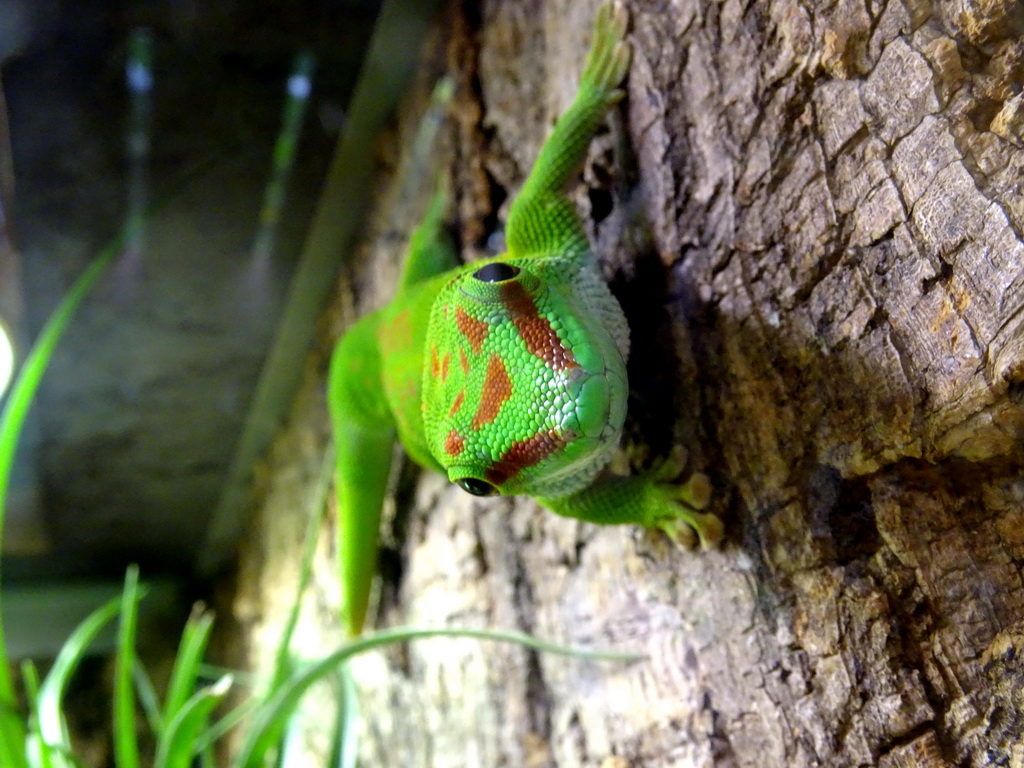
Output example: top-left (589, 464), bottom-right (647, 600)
top-left (484, 429), bottom-right (568, 486)
top-left (456, 306), bottom-right (489, 355)
top-left (448, 390), bottom-right (465, 417)
top-left (445, 430), bottom-right (465, 457)
top-left (471, 354), bottom-right (513, 429)
top-left (441, 352), bottom-right (450, 382)
top-left (499, 282), bottom-right (578, 372)
top-left (459, 348), bottom-right (469, 374)
top-left (430, 346), bottom-right (441, 378)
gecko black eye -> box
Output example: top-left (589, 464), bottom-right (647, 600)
top-left (472, 262), bottom-right (520, 283)
top-left (456, 477), bottom-right (498, 497)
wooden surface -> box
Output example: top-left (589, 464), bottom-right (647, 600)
top-left (227, 0), bottom-right (1024, 765)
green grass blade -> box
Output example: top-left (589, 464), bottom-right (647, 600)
top-left (270, 449), bottom-right (333, 695)
top-left (278, 664), bottom-right (356, 768)
top-left (153, 675), bottom-right (232, 768)
top-left (113, 566), bottom-right (142, 768)
top-left (162, 609), bottom-right (214, 724)
top-left (20, 660), bottom-right (53, 768)
top-left (132, 660), bottom-right (162, 737)
top-left (0, 688), bottom-right (25, 768)
top-left (235, 627), bottom-right (642, 768)
top-left (199, 663), bottom-right (255, 688)
top-left (36, 593), bottom-right (125, 766)
top-left (22, 661), bottom-right (85, 768)
top-left (334, 664), bottom-right (359, 768)
top-left (250, 50), bottom-right (314, 265)
top-left (0, 238), bottom-right (120, 768)
top-left (197, 696), bottom-right (261, 755)
top-left (265, 450), bottom-right (339, 767)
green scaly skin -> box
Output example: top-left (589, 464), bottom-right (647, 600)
top-left (329, 3), bottom-right (723, 636)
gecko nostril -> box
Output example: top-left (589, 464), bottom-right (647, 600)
top-left (473, 262), bottom-right (520, 283)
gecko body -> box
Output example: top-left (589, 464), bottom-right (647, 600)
top-left (330, 4), bottom-right (722, 635)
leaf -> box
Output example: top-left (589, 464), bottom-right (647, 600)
top-left (113, 567), bottom-right (142, 768)
top-left (162, 609), bottom-right (215, 724)
top-left (153, 675), bottom-right (232, 768)
top-left (35, 595), bottom-right (124, 767)
top-left (234, 626), bottom-right (642, 768)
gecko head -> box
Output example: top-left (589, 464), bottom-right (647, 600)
top-left (421, 254), bottom-right (628, 499)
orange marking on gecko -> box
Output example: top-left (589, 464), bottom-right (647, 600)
top-left (484, 429), bottom-right (568, 486)
top-left (441, 352), bottom-right (451, 382)
top-left (430, 345), bottom-right (441, 379)
top-left (448, 390), bottom-right (465, 417)
top-left (499, 282), bottom-right (578, 371)
top-left (470, 354), bottom-right (513, 429)
top-left (445, 429), bottom-right (466, 457)
top-left (456, 306), bottom-right (489, 355)
top-left (459, 348), bottom-right (469, 374)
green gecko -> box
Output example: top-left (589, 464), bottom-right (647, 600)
top-left (329, 2), bottom-right (723, 636)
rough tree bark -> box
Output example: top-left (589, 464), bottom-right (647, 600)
top-left (226, 0), bottom-right (1024, 766)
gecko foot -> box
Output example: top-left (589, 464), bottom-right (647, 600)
top-left (654, 471), bottom-right (724, 550)
top-left (582, 1), bottom-right (631, 98)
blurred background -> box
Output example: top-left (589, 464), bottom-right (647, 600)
top-left (0, 0), bottom-right (383, 652)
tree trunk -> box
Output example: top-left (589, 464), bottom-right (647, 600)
top-left (227, 0), bottom-right (1024, 765)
